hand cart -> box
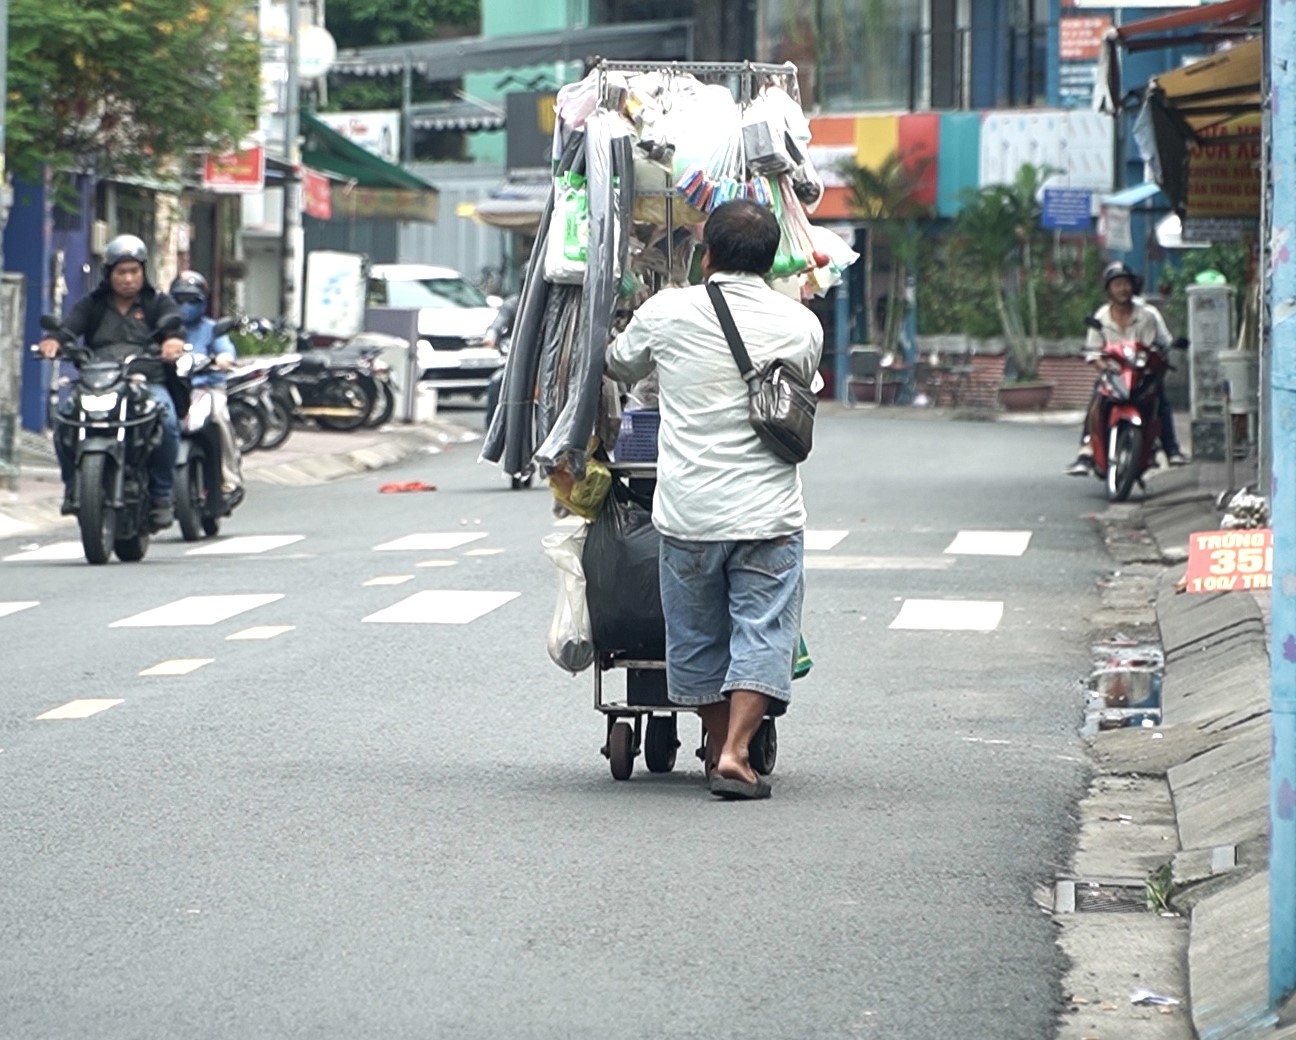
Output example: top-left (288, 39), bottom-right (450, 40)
top-left (593, 462), bottom-right (779, 781)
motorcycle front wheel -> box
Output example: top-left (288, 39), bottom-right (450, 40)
top-left (363, 381), bottom-right (396, 429)
top-left (76, 454), bottom-right (116, 565)
top-left (1107, 423), bottom-right (1143, 502)
top-left (314, 378), bottom-right (373, 432)
top-left (229, 398), bottom-right (266, 453)
top-left (258, 395), bottom-right (293, 450)
top-left (175, 457), bottom-right (206, 542)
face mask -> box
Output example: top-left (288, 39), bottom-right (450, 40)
top-left (179, 299), bottom-right (206, 325)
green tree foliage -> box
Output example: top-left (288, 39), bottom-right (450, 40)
top-left (838, 149), bottom-right (934, 355)
top-left (951, 163), bottom-right (1059, 382)
top-left (7, 0), bottom-right (260, 180)
top-left (321, 0), bottom-right (479, 125)
top-left (326, 0), bottom-right (478, 48)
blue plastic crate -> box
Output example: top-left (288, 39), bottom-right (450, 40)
top-left (614, 408), bottom-right (660, 462)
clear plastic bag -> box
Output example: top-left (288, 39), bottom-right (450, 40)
top-left (543, 526), bottom-right (595, 674)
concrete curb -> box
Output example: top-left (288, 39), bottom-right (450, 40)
top-left (1124, 483), bottom-right (1282, 1038)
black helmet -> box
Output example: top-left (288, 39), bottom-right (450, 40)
top-left (1102, 261), bottom-right (1142, 295)
top-left (103, 234), bottom-right (148, 272)
top-left (169, 270), bottom-right (210, 300)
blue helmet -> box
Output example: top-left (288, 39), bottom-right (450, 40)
top-left (169, 270), bottom-right (209, 325)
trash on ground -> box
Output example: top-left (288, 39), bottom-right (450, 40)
top-left (379, 481), bottom-right (437, 493)
top-left (1130, 988), bottom-right (1180, 1006)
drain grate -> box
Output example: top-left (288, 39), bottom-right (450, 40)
top-left (1055, 880), bottom-right (1149, 914)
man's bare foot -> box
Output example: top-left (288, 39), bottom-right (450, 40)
top-left (714, 751), bottom-right (758, 786)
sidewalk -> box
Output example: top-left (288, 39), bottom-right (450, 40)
top-left (0, 419), bottom-right (479, 539)
top-left (1065, 452), bottom-right (1290, 1040)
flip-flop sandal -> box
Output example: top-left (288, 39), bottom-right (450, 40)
top-left (709, 774), bottom-right (772, 801)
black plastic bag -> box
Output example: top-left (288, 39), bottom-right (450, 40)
top-left (582, 477), bottom-right (665, 658)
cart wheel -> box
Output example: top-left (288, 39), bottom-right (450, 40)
top-left (609, 720), bottom-right (636, 781)
top-left (644, 715), bottom-right (679, 773)
top-left (749, 718), bottom-right (778, 776)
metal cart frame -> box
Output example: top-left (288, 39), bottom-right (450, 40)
top-left (592, 463), bottom-right (778, 781)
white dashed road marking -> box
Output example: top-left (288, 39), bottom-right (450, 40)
top-left (944, 530), bottom-right (1033, 557)
top-left (0, 515), bottom-right (33, 538)
top-left (416, 560), bottom-right (458, 569)
top-left (0, 601), bottom-right (39, 618)
top-left (374, 533), bottom-right (488, 552)
top-left (553, 516), bottom-right (585, 528)
top-left (364, 575), bottom-right (414, 586)
top-left (805, 556), bottom-right (955, 572)
top-left (110, 594), bottom-right (285, 628)
top-left (362, 590), bottom-right (520, 625)
top-left (187, 535), bottom-right (305, 556)
top-left (465, 548), bottom-right (505, 557)
top-left (889, 599), bottom-right (1004, 632)
top-left (226, 625), bottom-right (296, 641)
top-left (140, 658), bottom-right (215, 676)
top-left (804, 529), bottom-right (849, 552)
top-left (3, 542), bottom-right (84, 563)
top-left (37, 699), bottom-right (123, 720)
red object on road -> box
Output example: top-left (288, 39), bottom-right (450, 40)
top-left (379, 481), bottom-right (438, 493)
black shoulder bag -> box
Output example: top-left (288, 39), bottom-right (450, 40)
top-left (706, 281), bottom-right (816, 465)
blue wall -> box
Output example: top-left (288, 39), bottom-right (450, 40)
top-left (6, 175), bottom-right (52, 431)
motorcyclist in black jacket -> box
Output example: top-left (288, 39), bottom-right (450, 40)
top-left (37, 234), bottom-right (186, 529)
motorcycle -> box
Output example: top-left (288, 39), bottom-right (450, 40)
top-left (38, 312), bottom-right (186, 564)
top-left (1083, 316), bottom-right (1187, 502)
top-left (175, 319), bottom-right (243, 541)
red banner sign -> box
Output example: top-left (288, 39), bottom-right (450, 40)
top-left (202, 146), bottom-right (265, 193)
top-left (1185, 528), bottom-right (1272, 593)
top-left (303, 168), bottom-right (333, 220)
top-left (1060, 15), bottom-right (1111, 61)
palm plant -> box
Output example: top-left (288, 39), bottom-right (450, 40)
top-left (838, 149), bottom-right (934, 357)
top-left (953, 162), bottom-right (1058, 383)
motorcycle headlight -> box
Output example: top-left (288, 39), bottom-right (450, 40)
top-left (1122, 345), bottom-right (1139, 364)
top-left (79, 391), bottom-right (119, 412)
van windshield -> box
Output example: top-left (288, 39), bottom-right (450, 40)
top-left (382, 277), bottom-right (488, 309)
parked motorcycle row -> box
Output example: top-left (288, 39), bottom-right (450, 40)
top-left (227, 318), bottom-right (398, 457)
top-left (38, 314), bottom-right (399, 565)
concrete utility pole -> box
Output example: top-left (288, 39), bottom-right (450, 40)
top-left (280, 0), bottom-right (302, 327)
top-left (1270, 0), bottom-right (1296, 1008)
top-left (0, 0), bottom-right (13, 490)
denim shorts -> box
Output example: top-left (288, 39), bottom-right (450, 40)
top-left (658, 531), bottom-right (804, 707)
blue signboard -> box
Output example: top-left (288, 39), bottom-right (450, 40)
top-left (1042, 187), bottom-right (1094, 230)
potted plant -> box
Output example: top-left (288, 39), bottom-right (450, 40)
top-left (954, 163), bottom-right (1058, 410)
top-left (838, 148), bottom-right (935, 363)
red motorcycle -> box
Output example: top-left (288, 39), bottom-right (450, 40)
top-left (1083, 317), bottom-right (1182, 502)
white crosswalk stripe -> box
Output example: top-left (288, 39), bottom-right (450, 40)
top-left (363, 575), bottom-right (414, 586)
top-left (944, 530), bottom-right (1033, 557)
top-left (226, 625), bottom-right (295, 641)
top-left (3, 541), bottom-right (84, 563)
top-left (110, 594), bottom-right (285, 629)
top-left (890, 599), bottom-right (1004, 632)
top-left (187, 535), bottom-right (305, 556)
top-left (0, 601), bottom-right (39, 618)
top-left (140, 658), bottom-right (215, 676)
top-left (804, 529), bottom-right (849, 551)
top-left (362, 590), bottom-right (520, 625)
top-left (374, 533), bottom-right (488, 552)
top-left (36, 699), bottom-right (123, 720)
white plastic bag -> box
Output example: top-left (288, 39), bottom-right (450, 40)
top-left (543, 526), bottom-right (595, 673)
top-left (543, 172), bottom-right (589, 284)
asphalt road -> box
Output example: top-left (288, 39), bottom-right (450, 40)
top-left (0, 409), bottom-right (1108, 1040)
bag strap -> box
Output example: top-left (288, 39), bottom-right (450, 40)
top-left (706, 281), bottom-right (756, 383)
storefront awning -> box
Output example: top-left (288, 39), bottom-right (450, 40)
top-left (408, 99), bottom-right (506, 132)
top-left (1096, 0), bottom-right (1262, 112)
top-left (456, 178), bottom-right (550, 233)
top-left (331, 20), bottom-right (693, 81)
top-left (301, 112), bottom-right (440, 222)
top-left (1149, 36), bottom-right (1261, 134)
